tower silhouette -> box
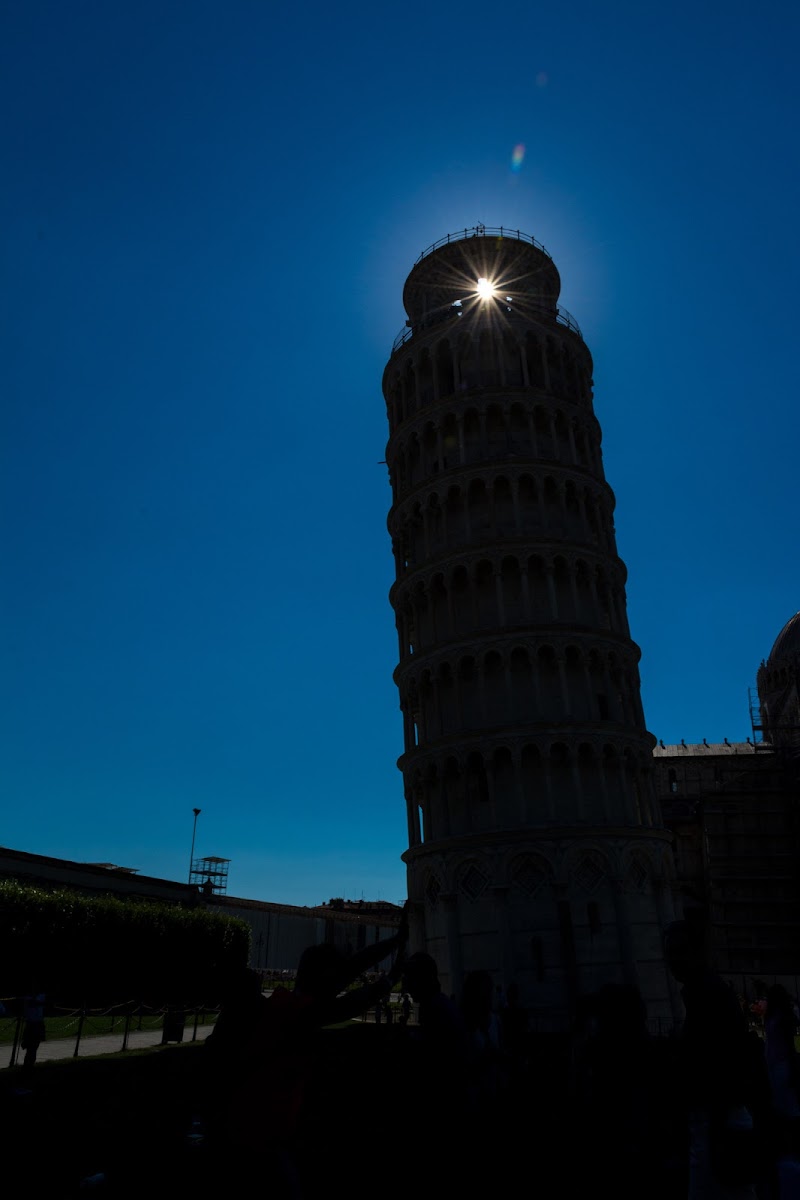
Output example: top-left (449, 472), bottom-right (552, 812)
top-left (383, 228), bottom-right (679, 1025)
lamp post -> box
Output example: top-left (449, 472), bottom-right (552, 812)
top-left (189, 808), bottom-right (201, 884)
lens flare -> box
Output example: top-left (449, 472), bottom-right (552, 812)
top-left (476, 277), bottom-right (495, 299)
top-left (511, 144), bottom-right (525, 171)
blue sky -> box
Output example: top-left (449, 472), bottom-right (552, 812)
top-left (2, 0), bottom-right (798, 906)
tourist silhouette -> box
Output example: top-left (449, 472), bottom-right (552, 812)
top-left (572, 982), bottom-right (676, 1200)
top-left (461, 969), bottom-right (505, 1113)
top-left (20, 987), bottom-right (46, 1075)
top-left (399, 953), bottom-right (475, 1187)
top-left (205, 908), bottom-right (409, 1197)
top-left (664, 919), bottom-right (772, 1199)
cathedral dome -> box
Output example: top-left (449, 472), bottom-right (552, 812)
top-left (768, 611), bottom-right (800, 665)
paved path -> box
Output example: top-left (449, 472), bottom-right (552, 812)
top-left (3, 1021), bottom-right (215, 1069)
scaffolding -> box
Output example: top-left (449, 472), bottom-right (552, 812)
top-left (748, 687), bottom-right (765, 748)
top-left (190, 855), bottom-right (230, 896)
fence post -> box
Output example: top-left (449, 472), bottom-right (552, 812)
top-left (8, 1010), bottom-right (24, 1068)
top-left (122, 1010), bottom-right (131, 1052)
top-left (192, 1008), bottom-right (200, 1042)
top-left (74, 1009), bottom-right (85, 1058)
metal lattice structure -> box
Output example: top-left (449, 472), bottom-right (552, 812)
top-left (190, 855), bottom-right (230, 896)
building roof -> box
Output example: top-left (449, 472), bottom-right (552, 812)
top-left (768, 611), bottom-right (800, 665)
top-left (653, 742), bottom-right (765, 757)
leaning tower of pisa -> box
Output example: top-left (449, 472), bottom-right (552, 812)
top-left (383, 228), bottom-right (681, 1025)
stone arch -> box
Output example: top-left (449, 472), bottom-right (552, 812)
top-left (577, 741), bottom-right (602, 814)
top-left (451, 564), bottom-right (471, 636)
top-left (435, 339), bottom-right (455, 399)
top-left (493, 475), bottom-right (515, 537)
top-left (468, 476), bottom-right (490, 536)
top-left (426, 491), bottom-right (444, 556)
top-left (543, 475), bottom-right (560, 531)
top-left (465, 749), bottom-right (490, 807)
top-left (419, 669), bottom-right (436, 743)
top-left (538, 644), bottom-right (561, 713)
top-left (574, 558), bottom-right (593, 625)
top-left (492, 745), bottom-right (517, 822)
top-left (508, 402), bottom-right (528, 451)
top-left (477, 329), bottom-right (495, 387)
top-left (458, 655), bottom-right (480, 730)
top-left (534, 406), bottom-right (552, 458)
top-left (486, 403), bottom-right (506, 458)
top-left (441, 411), bottom-right (459, 469)
top-left (404, 359), bottom-right (417, 416)
top-left (438, 661), bottom-right (456, 739)
top-left (525, 333), bottom-right (545, 388)
top-left (520, 743), bottom-right (544, 810)
top-left (483, 650), bottom-right (506, 725)
top-left (441, 755), bottom-right (464, 834)
top-left (553, 555), bottom-right (572, 620)
top-left (564, 479), bottom-right (581, 540)
top-left (417, 349), bottom-right (434, 408)
top-left (528, 553), bottom-right (548, 615)
top-left (445, 484), bottom-right (466, 543)
top-left (564, 644), bottom-right (588, 719)
top-left (475, 559), bottom-right (495, 628)
top-left (502, 555), bottom-right (525, 625)
top-left (518, 474), bottom-right (537, 534)
top-left (463, 408), bottom-right (482, 463)
top-left (430, 572), bottom-right (448, 641)
top-left (509, 644), bottom-right (534, 722)
top-left (554, 408), bottom-right (570, 460)
top-left (502, 332), bottom-right (524, 387)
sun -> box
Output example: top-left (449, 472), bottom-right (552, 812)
top-left (475, 277), bottom-right (496, 300)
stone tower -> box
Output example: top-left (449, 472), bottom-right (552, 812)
top-left (382, 227), bottom-right (680, 1026)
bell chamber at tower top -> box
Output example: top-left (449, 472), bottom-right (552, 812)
top-left (400, 227), bottom-right (564, 333)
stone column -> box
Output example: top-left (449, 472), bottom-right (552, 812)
top-left (611, 879), bottom-right (639, 989)
top-left (495, 569), bottom-right (506, 626)
top-left (492, 885), bottom-right (514, 987)
top-left (546, 565), bottom-right (559, 621)
top-left (567, 420), bottom-right (578, 465)
top-left (442, 894), bottom-right (464, 1001)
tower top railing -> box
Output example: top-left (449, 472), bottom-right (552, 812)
top-left (391, 300), bottom-right (582, 353)
top-left (412, 225), bottom-right (553, 266)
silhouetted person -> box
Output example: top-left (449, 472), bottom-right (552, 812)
top-left (461, 970), bottom-right (505, 1114)
top-left (664, 920), bottom-right (771, 1199)
top-left (400, 953), bottom-right (474, 1185)
top-left (500, 981), bottom-right (529, 1081)
top-left (21, 989), bottom-right (46, 1074)
top-left (206, 967), bottom-right (266, 1064)
top-left (402, 952), bottom-right (470, 1070)
top-left (764, 984), bottom-right (800, 1172)
top-left (399, 992), bottom-right (412, 1026)
top-left (572, 983), bottom-right (675, 1200)
top-left (208, 908), bottom-right (409, 1197)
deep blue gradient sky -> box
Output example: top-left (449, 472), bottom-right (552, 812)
top-left (2, 1), bottom-right (798, 905)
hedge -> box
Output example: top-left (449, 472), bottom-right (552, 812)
top-left (0, 879), bottom-right (250, 1006)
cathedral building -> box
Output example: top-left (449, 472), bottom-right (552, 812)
top-left (655, 612), bottom-right (800, 987)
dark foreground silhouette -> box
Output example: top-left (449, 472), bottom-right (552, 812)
top-left (3, 936), bottom-right (798, 1199)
